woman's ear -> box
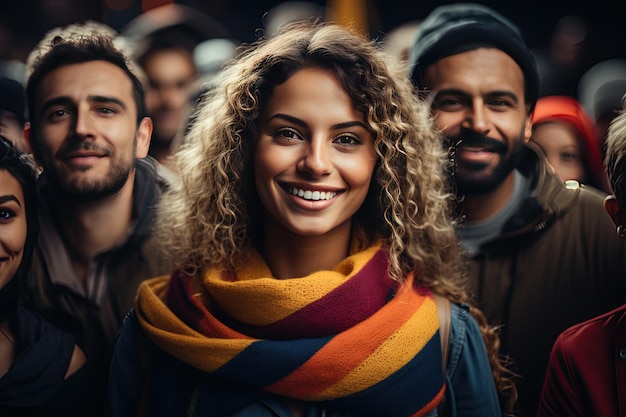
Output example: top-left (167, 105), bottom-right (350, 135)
top-left (604, 195), bottom-right (626, 237)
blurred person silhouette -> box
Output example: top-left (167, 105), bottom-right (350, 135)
top-left (133, 32), bottom-right (197, 172)
top-left (124, 4), bottom-right (230, 172)
top-left (193, 37), bottom-right (240, 77)
top-left (531, 95), bottom-right (611, 193)
top-left (108, 21), bottom-right (517, 417)
top-left (0, 77), bottom-right (28, 153)
top-left (381, 20), bottom-right (421, 75)
top-left (263, 1), bottom-right (326, 37)
top-left (169, 37), bottom-right (241, 159)
top-left (578, 58), bottom-right (626, 147)
top-left (0, 135), bottom-right (85, 416)
top-left (533, 15), bottom-right (594, 98)
top-left (409, 3), bottom-right (626, 416)
top-left (537, 96), bottom-right (626, 417)
top-left (21, 21), bottom-right (176, 416)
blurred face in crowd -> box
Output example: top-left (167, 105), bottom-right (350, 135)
top-left (422, 48), bottom-right (532, 195)
top-left (255, 67), bottom-right (377, 241)
top-left (531, 121), bottom-right (585, 183)
top-left (0, 169), bottom-right (26, 288)
top-left (28, 60), bottom-right (151, 200)
top-left (142, 49), bottom-right (197, 145)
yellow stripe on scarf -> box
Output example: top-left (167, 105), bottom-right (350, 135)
top-left (265, 273), bottom-right (439, 400)
top-left (203, 243), bottom-right (382, 325)
top-left (321, 295), bottom-right (438, 398)
top-left (136, 276), bottom-right (256, 371)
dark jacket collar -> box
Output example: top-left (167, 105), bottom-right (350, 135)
top-left (499, 142), bottom-right (580, 237)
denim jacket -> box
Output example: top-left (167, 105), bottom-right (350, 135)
top-left (108, 303), bottom-right (500, 417)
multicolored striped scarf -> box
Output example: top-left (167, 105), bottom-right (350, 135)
top-left (135, 243), bottom-right (445, 417)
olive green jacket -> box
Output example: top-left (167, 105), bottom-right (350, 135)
top-left (465, 143), bottom-right (626, 417)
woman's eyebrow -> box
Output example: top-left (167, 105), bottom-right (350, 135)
top-left (0, 194), bottom-right (21, 206)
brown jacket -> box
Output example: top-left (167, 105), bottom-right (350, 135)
top-left (22, 157), bottom-right (176, 416)
top-left (466, 144), bottom-right (626, 417)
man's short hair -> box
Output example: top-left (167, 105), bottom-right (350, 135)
top-left (25, 21), bottom-right (146, 135)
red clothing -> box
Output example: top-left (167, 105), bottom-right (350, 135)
top-left (531, 95), bottom-right (610, 193)
top-left (537, 304), bottom-right (626, 417)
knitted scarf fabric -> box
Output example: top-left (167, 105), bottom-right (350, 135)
top-left (136, 243), bottom-right (445, 417)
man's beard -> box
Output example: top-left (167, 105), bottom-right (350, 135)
top-left (48, 160), bottom-right (134, 201)
top-left (41, 141), bottom-right (136, 202)
top-left (447, 127), bottom-right (525, 196)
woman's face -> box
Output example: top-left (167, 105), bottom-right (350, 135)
top-left (531, 121), bottom-right (585, 183)
top-left (0, 169), bottom-right (26, 289)
top-left (255, 67), bottom-right (377, 239)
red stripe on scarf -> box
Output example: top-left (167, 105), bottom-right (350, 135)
top-left (410, 385), bottom-right (446, 417)
top-left (167, 270), bottom-right (250, 339)
top-left (241, 249), bottom-right (394, 338)
top-left (267, 274), bottom-right (428, 397)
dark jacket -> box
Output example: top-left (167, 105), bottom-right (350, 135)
top-left (0, 307), bottom-right (77, 417)
top-left (21, 157), bottom-right (176, 417)
top-left (537, 304), bottom-right (626, 417)
top-left (466, 144), bottom-right (626, 417)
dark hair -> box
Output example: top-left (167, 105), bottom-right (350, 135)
top-left (134, 30), bottom-right (198, 69)
top-left (25, 22), bottom-right (146, 136)
top-left (0, 135), bottom-right (38, 320)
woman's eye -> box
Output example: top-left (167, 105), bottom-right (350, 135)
top-left (334, 133), bottom-right (360, 145)
top-left (274, 128), bottom-right (301, 141)
top-left (0, 208), bottom-right (15, 221)
top-left (560, 152), bottom-right (579, 161)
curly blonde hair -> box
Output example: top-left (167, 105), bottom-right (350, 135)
top-left (157, 20), bottom-right (517, 415)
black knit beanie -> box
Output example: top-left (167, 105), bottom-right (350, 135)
top-left (408, 3), bottom-right (539, 113)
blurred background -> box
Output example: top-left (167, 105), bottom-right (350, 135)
top-left (2, 0), bottom-right (624, 61)
top-left (1, 0), bottom-right (625, 111)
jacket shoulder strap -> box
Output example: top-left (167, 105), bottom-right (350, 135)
top-left (434, 294), bottom-right (452, 416)
top-left (434, 294), bottom-right (451, 372)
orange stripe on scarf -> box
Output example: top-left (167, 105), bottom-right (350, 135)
top-left (267, 272), bottom-right (438, 399)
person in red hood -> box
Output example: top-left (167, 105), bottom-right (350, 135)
top-left (530, 96), bottom-right (611, 193)
top-left (531, 95), bottom-right (611, 193)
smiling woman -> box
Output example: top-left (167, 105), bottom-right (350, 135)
top-left (0, 136), bottom-right (85, 414)
top-left (0, 170), bottom-right (26, 288)
top-left (254, 67), bottom-right (377, 264)
top-left (108, 20), bottom-right (515, 417)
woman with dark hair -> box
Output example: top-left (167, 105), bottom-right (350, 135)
top-left (0, 136), bottom-right (84, 415)
top-left (109, 21), bottom-right (516, 417)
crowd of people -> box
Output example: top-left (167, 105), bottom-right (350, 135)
top-left (0, 2), bottom-right (625, 416)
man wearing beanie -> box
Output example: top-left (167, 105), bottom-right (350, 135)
top-left (408, 3), bottom-right (626, 416)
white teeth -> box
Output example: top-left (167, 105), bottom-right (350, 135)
top-left (289, 187), bottom-right (337, 200)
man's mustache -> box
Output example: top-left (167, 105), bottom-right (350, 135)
top-left (445, 131), bottom-right (508, 154)
top-left (56, 141), bottom-right (112, 158)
